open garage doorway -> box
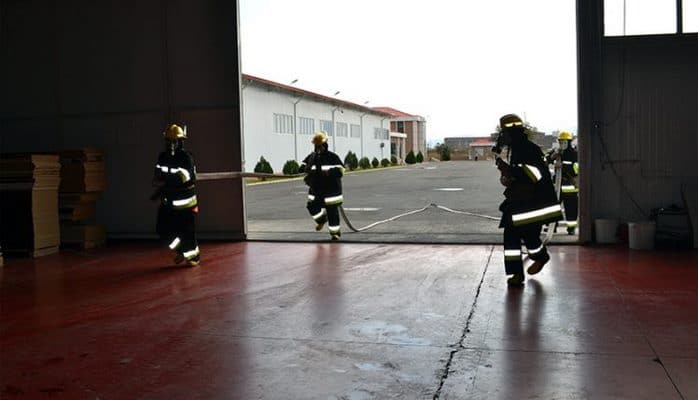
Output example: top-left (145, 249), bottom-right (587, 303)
top-left (238, 0), bottom-right (580, 244)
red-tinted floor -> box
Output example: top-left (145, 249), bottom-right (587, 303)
top-left (1, 242), bottom-right (697, 399)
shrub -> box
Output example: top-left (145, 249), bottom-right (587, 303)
top-left (254, 156), bottom-right (273, 174)
top-left (405, 150), bottom-right (416, 164)
top-left (391, 155), bottom-right (398, 165)
top-left (359, 157), bottom-right (371, 169)
top-left (381, 158), bottom-right (390, 167)
top-left (436, 143), bottom-right (452, 161)
top-left (344, 151), bottom-right (359, 171)
top-left (371, 157), bottom-right (379, 168)
top-left (282, 159), bottom-right (299, 175)
top-left (416, 151), bottom-right (424, 163)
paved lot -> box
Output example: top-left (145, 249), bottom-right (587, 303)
top-left (246, 160), bottom-right (578, 244)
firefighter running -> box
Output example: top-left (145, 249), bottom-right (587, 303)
top-left (547, 131), bottom-right (579, 235)
top-left (493, 114), bottom-right (563, 286)
top-left (152, 124), bottom-right (201, 266)
top-left (299, 132), bottom-right (346, 240)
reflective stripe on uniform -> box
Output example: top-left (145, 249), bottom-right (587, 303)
top-left (168, 237), bottom-right (181, 250)
top-left (573, 162), bottom-right (579, 174)
top-left (528, 244), bottom-right (544, 255)
top-left (504, 249), bottom-right (522, 261)
top-left (183, 246), bottom-right (200, 260)
top-left (307, 194), bottom-right (316, 201)
top-left (512, 204), bottom-right (562, 226)
top-left (328, 225), bottom-right (341, 233)
top-left (566, 220), bottom-right (578, 228)
top-left (520, 164), bottom-right (542, 182)
top-left (561, 185), bottom-right (578, 193)
top-left (563, 161), bottom-right (573, 165)
top-left (321, 165), bottom-right (343, 170)
top-left (324, 195), bottom-right (344, 205)
top-left (172, 195), bottom-right (197, 209)
top-left (174, 167), bottom-right (191, 182)
top-left (312, 209), bottom-right (326, 221)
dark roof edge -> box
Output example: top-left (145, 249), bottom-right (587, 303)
top-left (242, 74), bottom-right (393, 117)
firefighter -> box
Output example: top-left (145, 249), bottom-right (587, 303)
top-left (299, 132), bottom-right (345, 240)
top-left (152, 124), bottom-right (200, 266)
top-left (546, 131), bottom-right (579, 235)
top-left (494, 114), bottom-right (563, 286)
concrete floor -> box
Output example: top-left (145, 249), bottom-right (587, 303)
top-left (1, 243), bottom-right (696, 399)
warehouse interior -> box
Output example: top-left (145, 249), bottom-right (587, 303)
top-left (1, 1), bottom-right (697, 398)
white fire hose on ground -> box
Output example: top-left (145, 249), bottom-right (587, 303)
top-left (197, 171), bottom-right (561, 238)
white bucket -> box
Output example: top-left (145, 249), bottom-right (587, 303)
top-left (628, 221), bottom-right (656, 250)
top-left (595, 219), bottom-right (618, 244)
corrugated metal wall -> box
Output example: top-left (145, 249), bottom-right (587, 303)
top-left (0, 0), bottom-right (246, 239)
top-left (592, 37), bottom-right (698, 222)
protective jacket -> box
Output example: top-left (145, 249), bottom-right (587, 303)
top-left (300, 151), bottom-right (345, 205)
top-left (555, 147), bottom-right (579, 194)
top-left (500, 140), bottom-right (562, 227)
top-left (154, 149), bottom-right (198, 210)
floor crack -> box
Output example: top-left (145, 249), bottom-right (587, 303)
top-left (432, 245), bottom-right (494, 399)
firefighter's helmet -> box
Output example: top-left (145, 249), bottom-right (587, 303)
top-left (499, 114), bottom-right (524, 129)
top-left (163, 124), bottom-right (187, 141)
top-left (558, 131), bottom-right (573, 141)
top-left (312, 132), bottom-right (328, 145)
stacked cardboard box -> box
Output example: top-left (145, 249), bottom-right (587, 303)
top-left (0, 154), bottom-right (61, 257)
top-left (58, 149), bottom-right (107, 249)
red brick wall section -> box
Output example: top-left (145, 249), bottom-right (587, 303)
top-left (405, 121), bottom-right (414, 152)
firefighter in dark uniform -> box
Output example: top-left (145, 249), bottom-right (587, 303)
top-left (494, 114), bottom-right (563, 286)
top-left (299, 132), bottom-right (345, 240)
top-left (152, 124), bottom-right (200, 266)
top-left (546, 131), bottom-right (579, 235)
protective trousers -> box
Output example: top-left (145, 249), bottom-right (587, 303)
top-left (157, 206), bottom-right (200, 262)
top-left (503, 223), bottom-right (547, 275)
top-left (307, 197), bottom-right (341, 236)
top-left (561, 192), bottom-right (578, 229)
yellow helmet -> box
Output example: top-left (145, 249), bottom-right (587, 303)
top-left (163, 124), bottom-right (187, 141)
top-left (312, 131), bottom-right (328, 145)
top-left (558, 131), bottom-right (573, 141)
top-left (499, 114), bottom-right (524, 129)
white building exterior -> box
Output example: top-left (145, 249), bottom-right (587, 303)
top-left (241, 74), bottom-right (393, 173)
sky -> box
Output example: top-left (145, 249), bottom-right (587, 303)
top-left (239, 0), bottom-right (580, 143)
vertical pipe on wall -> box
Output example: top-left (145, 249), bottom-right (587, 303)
top-left (576, 0), bottom-right (604, 243)
top-left (160, 0), bottom-right (173, 125)
top-left (677, 0), bottom-right (683, 34)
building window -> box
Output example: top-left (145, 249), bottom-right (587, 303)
top-left (396, 121), bottom-right (405, 133)
top-left (350, 124), bottom-right (361, 138)
top-left (273, 113), bottom-right (294, 134)
top-left (374, 128), bottom-right (388, 140)
top-left (298, 117), bottom-right (314, 135)
top-left (320, 120), bottom-right (333, 136)
top-left (604, 0), bottom-right (677, 36)
top-left (685, 0), bottom-right (698, 32)
top-left (336, 122), bottom-right (348, 137)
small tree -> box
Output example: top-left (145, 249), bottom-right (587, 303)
top-left (371, 157), bottom-right (379, 168)
top-left (381, 158), bottom-right (390, 167)
top-left (405, 150), bottom-right (416, 164)
top-left (282, 160), bottom-right (299, 175)
top-left (344, 151), bottom-right (359, 171)
top-left (416, 151), bottom-right (424, 163)
top-left (435, 143), bottom-right (452, 161)
top-left (391, 155), bottom-right (398, 165)
top-left (359, 157), bottom-right (371, 169)
top-left (254, 156), bottom-right (273, 174)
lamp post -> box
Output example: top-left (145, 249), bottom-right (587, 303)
top-left (331, 105), bottom-right (343, 153)
top-left (289, 79), bottom-right (301, 161)
top-left (359, 112), bottom-right (367, 159)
